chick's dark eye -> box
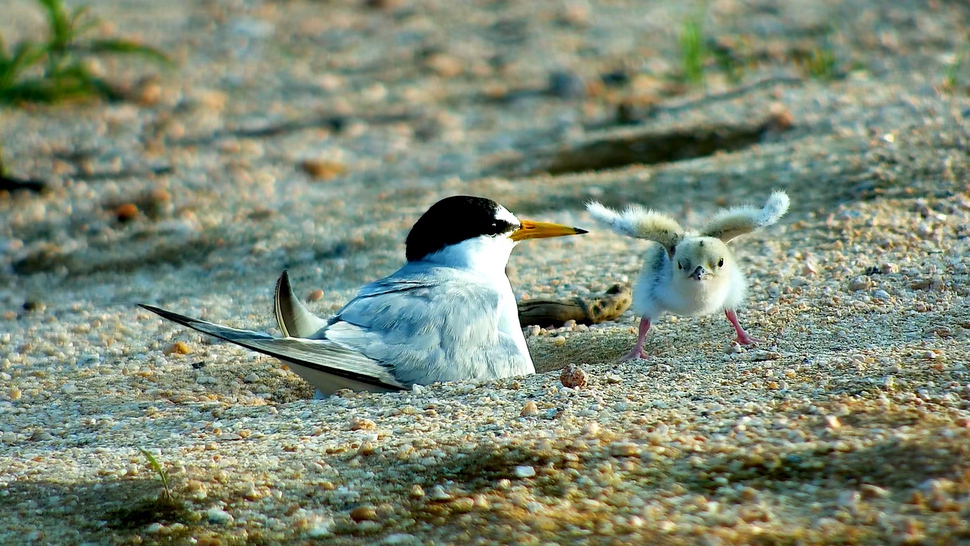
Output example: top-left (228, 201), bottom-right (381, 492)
top-left (678, 263), bottom-right (683, 270)
top-left (718, 258), bottom-right (724, 267)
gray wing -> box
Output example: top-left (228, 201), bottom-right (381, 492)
top-left (140, 304), bottom-right (406, 393)
top-left (320, 265), bottom-right (526, 386)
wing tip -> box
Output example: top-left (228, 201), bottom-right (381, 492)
top-left (761, 190), bottom-right (791, 225)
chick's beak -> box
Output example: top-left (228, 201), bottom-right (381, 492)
top-left (510, 220), bottom-right (588, 242)
top-left (690, 266), bottom-right (708, 280)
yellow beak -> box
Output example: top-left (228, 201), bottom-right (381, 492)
top-left (510, 220), bottom-right (588, 242)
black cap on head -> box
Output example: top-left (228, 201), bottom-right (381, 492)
top-left (405, 196), bottom-right (517, 262)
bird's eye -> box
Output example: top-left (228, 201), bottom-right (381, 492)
top-left (678, 263), bottom-right (683, 270)
top-left (718, 258), bottom-right (724, 267)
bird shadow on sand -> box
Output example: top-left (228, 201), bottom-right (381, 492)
top-left (0, 477), bottom-right (193, 542)
top-left (383, 406), bottom-right (968, 544)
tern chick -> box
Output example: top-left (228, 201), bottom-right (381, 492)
top-left (142, 196), bottom-right (586, 396)
top-left (587, 191), bottom-right (789, 360)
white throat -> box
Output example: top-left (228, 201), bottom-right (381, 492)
top-left (421, 235), bottom-right (516, 277)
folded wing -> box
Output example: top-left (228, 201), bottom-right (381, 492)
top-left (139, 304), bottom-right (406, 394)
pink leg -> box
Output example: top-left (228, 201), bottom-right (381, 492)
top-left (725, 309), bottom-right (763, 346)
top-left (621, 317), bottom-right (651, 361)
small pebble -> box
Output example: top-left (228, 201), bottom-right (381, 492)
top-left (769, 103), bottom-right (795, 131)
top-left (610, 442), bottom-right (640, 457)
top-left (349, 506), bottom-right (377, 522)
top-left (803, 256), bottom-right (818, 275)
top-left (520, 401), bottom-right (539, 417)
top-left (848, 276), bottom-right (872, 291)
top-left (300, 159), bottom-right (346, 181)
top-left (861, 484), bottom-right (890, 499)
top-left (424, 53), bottom-right (465, 78)
top-left (135, 81), bottom-right (162, 106)
top-left (880, 262), bottom-right (899, 274)
top-left (349, 417), bottom-right (377, 431)
top-left (207, 507), bottom-right (233, 525)
top-left (306, 516), bottom-right (335, 538)
top-left (514, 465), bottom-right (536, 478)
top-left (165, 342), bottom-right (192, 356)
top-left (115, 203), bottom-right (139, 223)
top-left (307, 289), bottom-right (324, 302)
top-left (560, 364), bottom-right (588, 389)
top-left (547, 70), bottom-right (586, 99)
top-left (559, 2), bottom-right (590, 26)
top-left (429, 485), bottom-right (451, 501)
top-left (837, 490), bottom-right (860, 510)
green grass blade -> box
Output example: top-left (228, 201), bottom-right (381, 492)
top-left (680, 18), bottom-right (706, 86)
top-left (0, 43), bottom-right (47, 92)
top-left (138, 447), bottom-right (172, 499)
top-left (38, 0), bottom-right (75, 53)
top-left (84, 39), bottom-right (174, 66)
top-left (1, 77), bottom-right (86, 103)
top-left (138, 447), bottom-right (163, 475)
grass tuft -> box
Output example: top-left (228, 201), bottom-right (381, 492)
top-left (138, 447), bottom-right (173, 501)
top-left (0, 0), bottom-right (172, 104)
top-left (804, 46), bottom-right (837, 81)
top-left (101, 448), bottom-right (191, 531)
top-left (942, 36), bottom-right (969, 93)
top-left (679, 14), bottom-right (707, 86)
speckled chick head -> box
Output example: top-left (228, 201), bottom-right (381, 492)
top-left (673, 237), bottom-right (732, 281)
top-left (668, 236), bottom-right (746, 315)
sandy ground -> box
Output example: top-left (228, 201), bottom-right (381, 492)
top-left (3, 0), bottom-right (970, 544)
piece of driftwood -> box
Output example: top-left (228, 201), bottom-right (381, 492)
top-left (539, 116), bottom-right (792, 175)
top-left (518, 284), bottom-right (632, 327)
top-left (493, 108), bottom-right (795, 178)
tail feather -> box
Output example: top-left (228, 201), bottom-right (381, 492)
top-left (275, 271), bottom-right (329, 338)
top-left (139, 304), bottom-right (406, 393)
top-left (700, 190), bottom-right (790, 243)
top-left (586, 201), bottom-right (685, 252)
